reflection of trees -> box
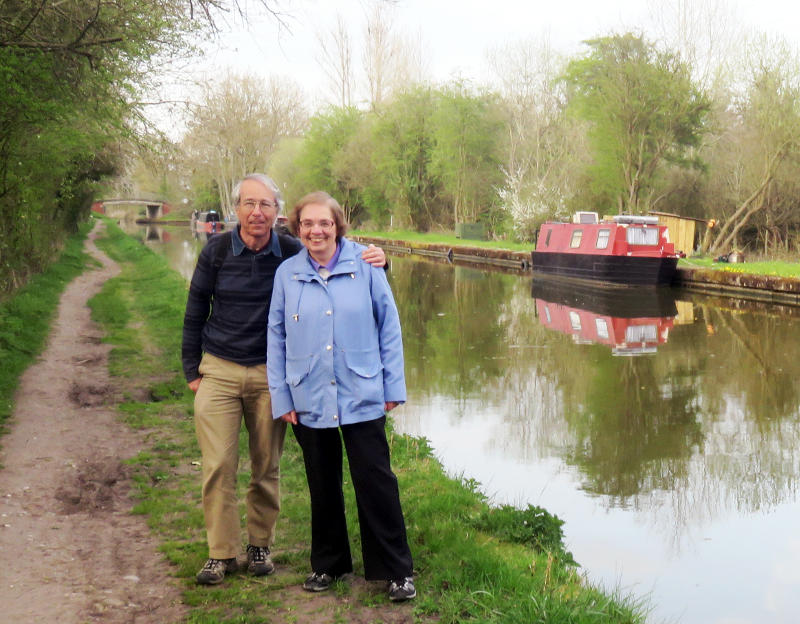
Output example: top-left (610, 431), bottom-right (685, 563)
top-left (389, 254), bottom-right (800, 543)
top-left (389, 257), bottom-right (513, 401)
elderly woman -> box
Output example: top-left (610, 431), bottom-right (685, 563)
top-left (267, 191), bottom-right (415, 602)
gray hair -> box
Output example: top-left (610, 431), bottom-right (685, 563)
top-left (232, 173), bottom-right (284, 213)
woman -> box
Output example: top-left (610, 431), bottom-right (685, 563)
top-left (267, 191), bottom-right (415, 602)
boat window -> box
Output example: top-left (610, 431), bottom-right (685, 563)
top-left (626, 227), bottom-right (658, 245)
top-left (569, 230), bottom-right (583, 248)
top-left (544, 305), bottom-right (551, 324)
top-left (596, 229), bottom-right (610, 249)
top-left (595, 318), bottom-right (609, 339)
top-left (544, 229), bottom-right (552, 248)
top-left (625, 325), bottom-right (657, 343)
top-left (569, 311), bottom-right (581, 331)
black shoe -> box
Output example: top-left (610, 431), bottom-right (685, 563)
top-left (196, 557), bottom-right (238, 585)
top-left (302, 571), bottom-right (334, 592)
top-left (388, 577), bottom-right (416, 602)
top-left (246, 544), bottom-right (275, 576)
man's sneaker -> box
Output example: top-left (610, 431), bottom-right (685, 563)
top-left (196, 557), bottom-right (238, 585)
top-left (302, 571), bottom-right (334, 592)
top-left (388, 577), bottom-right (416, 602)
top-left (246, 544), bottom-right (275, 576)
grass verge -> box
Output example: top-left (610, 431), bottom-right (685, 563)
top-left (0, 221), bottom-right (93, 439)
top-left (84, 218), bottom-right (646, 623)
top-left (351, 229), bottom-right (532, 252)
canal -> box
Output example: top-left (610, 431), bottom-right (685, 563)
top-left (130, 223), bottom-right (800, 624)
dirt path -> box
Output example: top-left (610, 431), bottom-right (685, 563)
top-left (0, 222), bottom-right (186, 623)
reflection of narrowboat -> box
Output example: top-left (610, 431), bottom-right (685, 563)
top-left (191, 210), bottom-right (224, 234)
top-left (532, 212), bottom-right (679, 286)
top-left (532, 280), bottom-right (677, 356)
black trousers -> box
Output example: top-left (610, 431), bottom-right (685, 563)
top-left (292, 416), bottom-right (413, 581)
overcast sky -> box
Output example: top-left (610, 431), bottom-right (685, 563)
top-left (159, 0), bottom-right (800, 133)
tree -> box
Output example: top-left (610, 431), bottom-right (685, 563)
top-left (181, 73), bottom-right (307, 215)
top-left (429, 84), bottom-right (505, 229)
top-left (317, 14), bottom-right (355, 109)
top-left (704, 37), bottom-right (800, 255)
top-left (562, 33), bottom-right (710, 214)
top-left (488, 36), bottom-right (583, 240)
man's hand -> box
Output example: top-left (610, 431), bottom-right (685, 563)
top-left (280, 410), bottom-right (298, 425)
top-left (385, 401), bottom-right (399, 412)
top-left (188, 377), bottom-right (202, 393)
top-left (361, 243), bottom-right (386, 267)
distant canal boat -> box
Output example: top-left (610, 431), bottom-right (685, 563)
top-left (532, 212), bottom-right (679, 286)
top-left (191, 210), bottom-right (224, 234)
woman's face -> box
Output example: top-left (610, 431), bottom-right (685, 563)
top-left (298, 202), bottom-right (337, 263)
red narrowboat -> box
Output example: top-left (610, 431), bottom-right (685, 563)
top-left (191, 210), bottom-right (225, 234)
top-left (532, 212), bottom-right (679, 286)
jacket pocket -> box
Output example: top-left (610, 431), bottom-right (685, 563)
top-left (343, 349), bottom-right (384, 408)
top-left (286, 355), bottom-right (314, 387)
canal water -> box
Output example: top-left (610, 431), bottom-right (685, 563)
top-left (131, 224), bottom-right (800, 624)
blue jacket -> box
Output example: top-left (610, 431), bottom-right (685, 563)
top-left (267, 238), bottom-right (406, 428)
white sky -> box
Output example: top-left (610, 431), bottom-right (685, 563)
top-left (160, 0), bottom-right (800, 133)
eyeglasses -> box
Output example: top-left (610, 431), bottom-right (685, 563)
top-left (299, 219), bottom-right (336, 230)
top-left (241, 199), bottom-right (279, 212)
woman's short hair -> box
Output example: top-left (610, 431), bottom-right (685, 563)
top-left (289, 191), bottom-right (349, 240)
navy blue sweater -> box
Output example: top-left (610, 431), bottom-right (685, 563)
top-left (181, 227), bottom-right (303, 382)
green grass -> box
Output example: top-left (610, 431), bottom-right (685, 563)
top-left (4, 215), bottom-right (648, 623)
top-left (679, 256), bottom-right (800, 278)
top-left (0, 221), bottom-right (93, 438)
top-left (351, 228), bottom-right (532, 252)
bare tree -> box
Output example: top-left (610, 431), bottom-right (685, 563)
top-left (181, 73), bottom-right (307, 213)
top-left (317, 14), bottom-right (355, 108)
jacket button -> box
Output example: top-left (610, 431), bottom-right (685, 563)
top-left (330, 379), bottom-right (336, 385)
top-left (326, 345), bottom-right (332, 350)
top-left (333, 415), bottom-right (338, 420)
top-left (326, 310), bottom-right (332, 315)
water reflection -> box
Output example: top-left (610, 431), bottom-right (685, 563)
top-left (128, 228), bottom-right (800, 624)
top-left (532, 280), bottom-right (677, 355)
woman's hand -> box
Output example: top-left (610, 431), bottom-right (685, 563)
top-left (280, 410), bottom-right (298, 425)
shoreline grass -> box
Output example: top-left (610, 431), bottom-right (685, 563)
top-left (5, 216), bottom-right (648, 623)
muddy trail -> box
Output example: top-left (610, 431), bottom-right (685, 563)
top-left (0, 223), bottom-right (418, 624)
top-left (0, 224), bottom-right (186, 622)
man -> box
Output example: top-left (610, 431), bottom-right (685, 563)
top-left (182, 173), bottom-right (385, 585)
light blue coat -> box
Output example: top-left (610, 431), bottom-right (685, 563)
top-left (267, 238), bottom-right (406, 428)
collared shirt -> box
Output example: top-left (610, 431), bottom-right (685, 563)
top-left (308, 239), bottom-right (343, 278)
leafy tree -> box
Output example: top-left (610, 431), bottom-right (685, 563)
top-left (429, 83), bottom-right (505, 230)
top-left (562, 33), bottom-right (710, 214)
top-left (369, 87), bottom-right (439, 229)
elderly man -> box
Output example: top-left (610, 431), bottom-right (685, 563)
top-left (182, 173), bottom-right (385, 585)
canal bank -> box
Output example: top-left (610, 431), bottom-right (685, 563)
top-left (351, 234), bottom-right (800, 306)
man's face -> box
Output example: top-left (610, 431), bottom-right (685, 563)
top-left (236, 179), bottom-right (278, 241)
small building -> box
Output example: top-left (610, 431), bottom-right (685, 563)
top-left (649, 211), bottom-right (711, 256)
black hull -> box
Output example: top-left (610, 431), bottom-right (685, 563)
top-left (531, 251), bottom-right (678, 286)
top-left (531, 278), bottom-right (678, 318)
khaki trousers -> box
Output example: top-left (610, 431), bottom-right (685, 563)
top-left (194, 353), bottom-right (287, 559)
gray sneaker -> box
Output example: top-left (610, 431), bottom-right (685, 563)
top-left (388, 577), bottom-right (416, 602)
top-left (196, 557), bottom-right (238, 585)
top-left (302, 571), bottom-right (334, 592)
top-left (246, 544), bottom-right (275, 576)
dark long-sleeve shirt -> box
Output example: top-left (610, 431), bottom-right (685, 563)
top-left (181, 226), bottom-right (302, 382)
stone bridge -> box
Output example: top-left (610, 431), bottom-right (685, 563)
top-left (92, 198), bottom-right (172, 220)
